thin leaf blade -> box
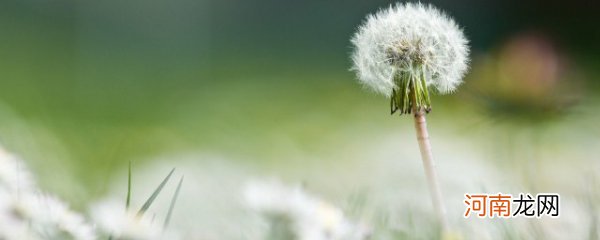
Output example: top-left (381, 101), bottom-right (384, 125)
top-left (164, 175), bottom-right (184, 229)
top-left (137, 168), bottom-right (175, 217)
top-left (126, 161), bottom-right (132, 209)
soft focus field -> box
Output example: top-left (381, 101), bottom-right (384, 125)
top-left (0, 0), bottom-right (599, 239)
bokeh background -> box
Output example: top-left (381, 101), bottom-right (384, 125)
top-left (0, 0), bottom-right (599, 238)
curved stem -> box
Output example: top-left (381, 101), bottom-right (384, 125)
top-left (411, 90), bottom-right (449, 232)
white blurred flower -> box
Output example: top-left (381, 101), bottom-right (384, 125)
top-left (0, 188), bottom-right (35, 240)
top-left (244, 180), bottom-right (370, 240)
top-left (351, 3), bottom-right (469, 96)
top-left (90, 199), bottom-right (167, 240)
top-left (0, 147), bottom-right (35, 192)
top-left (17, 193), bottom-right (96, 240)
top-left (98, 155), bottom-right (266, 240)
top-left (0, 147), bottom-right (96, 240)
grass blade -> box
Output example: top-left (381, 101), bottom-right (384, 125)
top-left (137, 168), bottom-right (175, 217)
top-left (164, 175), bottom-right (184, 229)
top-left (126, 161), bottom-right (132, 209)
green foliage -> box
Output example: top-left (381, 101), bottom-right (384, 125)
top-left (137, 168), bottom-right (176, 217)
top-left (164, 176), bottom-right (184, 229)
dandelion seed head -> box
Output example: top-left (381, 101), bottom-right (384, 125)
top-left (351, 3), bottom-right (469, 96)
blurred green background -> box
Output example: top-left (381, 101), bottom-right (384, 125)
top-left (0, 0), bottom-right (599, 209)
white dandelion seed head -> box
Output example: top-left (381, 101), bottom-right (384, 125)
top-left (351, 2), bottom-right (469, 96)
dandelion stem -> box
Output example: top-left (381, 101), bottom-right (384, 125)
top-left (411, 90), bottom-right (449, 231)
